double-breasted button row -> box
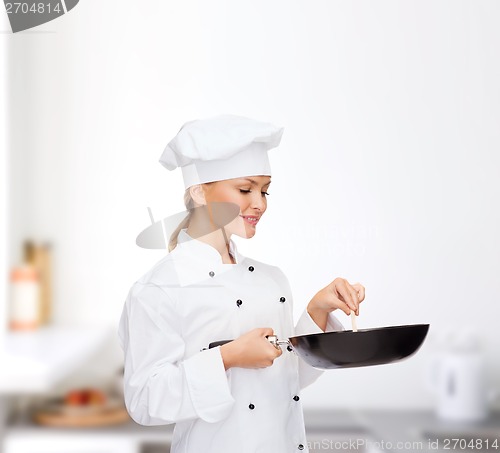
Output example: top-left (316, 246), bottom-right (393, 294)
top-left (236, 297), bottom-right (287, 307)
top-left (247, 396), bottom-right (298, 411)
top-left (209, 265), bottom-right (254, 277)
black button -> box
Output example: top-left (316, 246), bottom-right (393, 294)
top-left (280, 296), bottom-right (286, 303)
top-left (287, 345), bottom-right (293, 352)
top-left (248, 403), bottom-right (255, 410)
top-left (298, 445), bottom-right (304, 450)
top-left (236, 299), bottom-right (243, 307)
top-left (248, 266), bottom-right (254, 272)
top-left (209, 271), bottom-right (215, 277)
top-left (293, 395), bottom-right (300, 401)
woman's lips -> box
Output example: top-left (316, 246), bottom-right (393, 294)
top-left (240, 215), bottom-right (259, 226)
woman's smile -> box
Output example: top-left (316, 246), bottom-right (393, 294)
top-left (240, 215), bottom-right (260, 226)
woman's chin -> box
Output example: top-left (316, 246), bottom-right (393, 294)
top-left (232, 223), bottom-right (257, 239)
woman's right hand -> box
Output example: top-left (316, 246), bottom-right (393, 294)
top-left (220, 327), bottom-right (282, 370)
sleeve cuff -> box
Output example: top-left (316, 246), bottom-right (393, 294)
top-left (295, 308), bottom-right (345, 335)
top-left (295, 308), bottom-right (324, 335)
top-left (181, 346), bottom-right (235, 423)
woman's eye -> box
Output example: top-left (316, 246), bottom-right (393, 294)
top-left (239, 189), bottom-right (270, 196)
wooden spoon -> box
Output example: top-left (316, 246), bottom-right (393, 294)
top-left (351, 311), bottom-right (358, 332)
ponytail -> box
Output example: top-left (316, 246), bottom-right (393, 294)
top-left (168, 183), bottom-right (214, 252)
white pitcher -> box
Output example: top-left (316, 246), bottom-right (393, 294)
top-left (427, 330), bottom-right (496, 422)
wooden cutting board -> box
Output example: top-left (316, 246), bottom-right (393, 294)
top-left (33, 401), bottom-right (131, 427)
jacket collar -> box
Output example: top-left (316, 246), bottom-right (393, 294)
top-left (171, 228), bottom-right (244, 286)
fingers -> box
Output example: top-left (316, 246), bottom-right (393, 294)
top-left (259, 328), bottom-right (282, 359)
top-left (235, 328), bottom-right (283, 369)
top-left (270, 342), bottom-right (282, 358)
top-left (350, 283), bottom-right (365, 316)
top-left (346, 284), bottom-right (360, 316)
top-left (352, 283), bottom-right (365, 304)
top-left (265, 330), bottom-right (282, 356)
top-left (329, 279), bottom-right (351, 315)
top-left (260, 327), bottom-right (274, 337)
top-left (335, 279), bottom-right (360, 315)
top-left (338, 301), bottom-right (352, 316)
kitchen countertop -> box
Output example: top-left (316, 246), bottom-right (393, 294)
top-left (5, 409), bottom-right (500, 452)
top-left (303, 410), bottom-right (500, 452)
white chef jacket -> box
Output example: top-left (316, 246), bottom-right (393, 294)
top-left (118, 228), bottom-right (344, 453)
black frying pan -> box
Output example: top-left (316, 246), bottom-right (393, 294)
top-left (209, 324), bottom-right (430, 370)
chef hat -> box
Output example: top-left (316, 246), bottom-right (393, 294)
top-left (159, 114), bottom-right (284, 190)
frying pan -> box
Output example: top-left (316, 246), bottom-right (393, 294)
top-left (209, 324), bottom-right (430, 370)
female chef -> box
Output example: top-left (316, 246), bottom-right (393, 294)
top-left (118, 114), bottom-right (365, 453)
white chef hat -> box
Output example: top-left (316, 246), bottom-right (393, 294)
top-left (159, 114), bottom-right (284, 190)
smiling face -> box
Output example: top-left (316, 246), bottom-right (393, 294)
top-left (200, 175), bottom-right (272, 238)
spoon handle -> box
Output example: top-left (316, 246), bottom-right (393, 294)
top-left (351, 312), bottom-right (358, 332)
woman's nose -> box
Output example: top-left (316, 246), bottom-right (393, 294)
top-left (250, 193), bottom-right (266, 211)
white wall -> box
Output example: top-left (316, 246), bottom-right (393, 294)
top-left (6, 0), bottom-right (500, 410)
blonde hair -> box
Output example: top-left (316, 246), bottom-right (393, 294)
top-left (168, 182), bottom-right (214, 252)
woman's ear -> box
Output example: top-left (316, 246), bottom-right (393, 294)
top-left (189, 184), bottom-right (207, 206)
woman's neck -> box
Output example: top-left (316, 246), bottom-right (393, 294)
top-left (186, 225), bottom-right (235, 264)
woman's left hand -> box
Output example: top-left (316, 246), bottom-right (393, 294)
top-left (308, 278), bottom-right (365, 317)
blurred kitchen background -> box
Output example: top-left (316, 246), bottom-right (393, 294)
top-left (1, 1), bottom-right (499, 452)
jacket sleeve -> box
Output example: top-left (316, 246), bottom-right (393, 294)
top-left (272, 266), bottom-right (345, 390)
top-left (294, 305), bottom-right (345, 390)
top-left (117, 282), bottom-right (235, 426)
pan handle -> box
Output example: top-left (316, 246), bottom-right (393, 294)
top-left (208, 340), bottom-right (232, 348)
top-left (207, 336), bottom-right (288, 350)
top-left (266, 335), bottom-right (290, 349)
